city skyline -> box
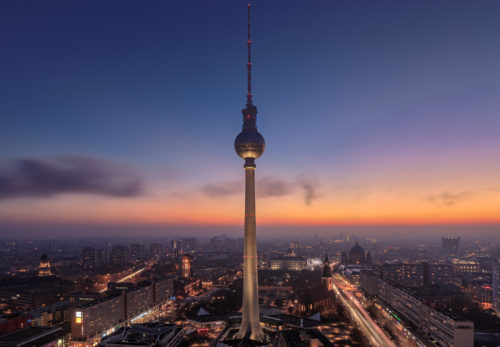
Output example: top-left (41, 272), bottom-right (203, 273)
top-left (2, 0), bottom-right (500, 238)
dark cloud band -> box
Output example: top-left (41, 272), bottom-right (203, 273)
top-left (201, 175), bottom-right (320, 206)
top-left (0, 156), bottom-right (143, 200)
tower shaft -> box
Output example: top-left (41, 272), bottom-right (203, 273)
top-left (235, 3), bottom-right (265, 341)
top-left (238, 164), bottom-right (264, 340)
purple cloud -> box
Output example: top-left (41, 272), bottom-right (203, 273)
top-left (0, 155), bottom-right (143, 200)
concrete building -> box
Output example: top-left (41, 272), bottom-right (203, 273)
top-left (380, 262), bottom-right (454, 287)
top-left (181, 255), bottom-right (192, 279)
top-left (129, 244), bottom-right (145, 264)
top-left (38, 254), bottom-right (52, 277)
top-left (452, 259), bottom-right (481, 274)
top-left (153, 277), bottom-right (174, 304)
top-left (110, 245), bottom-right (130, 266)
top-left (30, 300), bottom-right (70, 328)
top-left (493, 261), bottom-right (500, 315)
top-left (70, 295), bottom-right (123, 346)
top-left (378, 280), bottom-right (474, 347)
top-left (269, 256), bottom-right (307, 271)
top-left (150, 243), bottom-right (163, 261)
top-left (97, 323), bottom-right (185, 347)
top-left (106, 282), bottom-right (134, 297)
top-left (125, 284), bottom-right (153, 320)
top-left (69, 277), bottom-right (174, 345)
top-left (275, 329), bottom-right (334, 347)
top-left (442, 236), bottom-right (460, 255)
top-left (359, 270), bottom-right (379, 296)
top-left (69, 291), bottom-right (102, 305)
top-left (82, 247), bottom-right (105, 270)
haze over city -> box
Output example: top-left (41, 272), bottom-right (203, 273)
top-left (1, 1), bottom-right (500, 239)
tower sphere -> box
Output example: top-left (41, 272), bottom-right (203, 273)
top-left (234, 130), bottom-right (265, 159)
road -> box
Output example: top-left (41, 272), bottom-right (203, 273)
top-left (333, 278), bottom-right (396, 347)
top-left (99, 266), bottom-right (149, 293)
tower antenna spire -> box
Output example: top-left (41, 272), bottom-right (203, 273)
top-left (247, 3), bottom-right (253, 105)
top-left (235, 3), bottom-right (265, 342)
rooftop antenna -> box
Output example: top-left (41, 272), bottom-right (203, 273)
top-left (246, 3), bottom-right (253, 106)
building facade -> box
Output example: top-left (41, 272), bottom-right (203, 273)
top-left (378, 280), bottom-right (473, 347)
top-left (269, 256), bottom-right (307, 271)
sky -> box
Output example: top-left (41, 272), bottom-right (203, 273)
top-left (1, 0), bottom-right (499, 238)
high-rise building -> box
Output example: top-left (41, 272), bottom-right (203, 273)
top-left (70, 278), bottom-right (174, 346)
top-left (125, 284), bottom-right (152, 319)
top-left (71, 295), bottom-right (123, 344)
top-left (234, 4), bottom-right (265, 341)
top-left (493, 261), bottom-right (500, 314)
top-left (110, 245), bottom-right (129, 266)
top-left (171, 240), bottom-right (182, 259)
top-left (181, 237), bottom-right (198, 251)
top-left (130, 244), bottom-right (145, 264)
top-left (378, 280), bottom-right (474, 347)
top-left (181, 255), bottom-right (192, 279)
top-left (442, 236), bottom-right (460, 255)
top-left (82, 247), bottom-right (105, 269)
top-left (150, 243), bottom-right (163, 262)
top-left (82, 247), bottom-right (95, 269)
top-left (380, 262), bottom-right (454, 287)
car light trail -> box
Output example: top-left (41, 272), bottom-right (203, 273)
top-left (99, 266), bottom-right (148, 293)
top-left (333, 280), bottom-right (396, 347)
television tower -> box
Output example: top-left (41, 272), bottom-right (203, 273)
top-left (234, 3), bottom-right (265, 341)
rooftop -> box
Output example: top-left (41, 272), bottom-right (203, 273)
top-left (0, 326), bottom-right (63, 345)
top-left (79, 294), bottom-right (120, 309)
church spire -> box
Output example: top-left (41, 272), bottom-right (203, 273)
top-left (323, 252), bottom-right (331, 278)
top-left (321, 251), bottom-right (333, 291)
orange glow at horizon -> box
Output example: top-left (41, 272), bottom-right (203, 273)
top-left (1, 180), bottom-right (499, 227)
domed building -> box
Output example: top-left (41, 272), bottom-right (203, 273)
top-left (38, 254), bottom-right (52, 276)
top-left (348, 242), bottom-right (366, 265)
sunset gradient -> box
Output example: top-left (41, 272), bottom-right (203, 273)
top-left (1, 0), bottom-right (499, 237)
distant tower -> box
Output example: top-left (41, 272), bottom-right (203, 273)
top-left (321, 253), bottom-right (333, 291)
top-left (235, 3), bottom-right (265, 341)
top-left (38, 254), bottom-right (52, 276)
top-left (171, 240), bottom-right (182, 259)
top-left (181, 255), bottom-right (193, 278)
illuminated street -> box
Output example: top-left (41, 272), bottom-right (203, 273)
top-left (332, 276), bottom-right (396, 347)
top-left (98, 265), bottom-right (149, 293)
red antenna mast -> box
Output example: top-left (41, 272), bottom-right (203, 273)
top-left (247, 3), bottom-right (253, 105)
